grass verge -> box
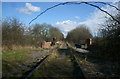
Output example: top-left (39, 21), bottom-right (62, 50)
top-left (2, 48), bottom-right (31, 77)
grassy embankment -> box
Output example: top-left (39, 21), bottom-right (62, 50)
top-left (68, 43), bottom-right (120, 78)
top-left (2, 47), bottom-right (46, 77)
top-left (75, 51), bottom-right (120, 78)
top-left (2, 48), bottom-right (31, 77)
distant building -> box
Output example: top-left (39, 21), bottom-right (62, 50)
top-left (42, 42), bottom-right (51, 48)
top-left (75, 38), bottom-right (92, 49)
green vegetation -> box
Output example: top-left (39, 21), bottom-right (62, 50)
top-left (65, 14), bottom-right (120, 62)
top-left (2, 49), bottom-right (31, 77)
top-left (75, 52), bottom-right (120, 77)
top-left (2, 17), bottom-right (64, 49)
top-left (91, 14), bottom-right (120, 62)
top-left (2, 3), bottom-right (120, 78)
top-left (31, 49), bottom-right (73, 78)
top-left (3, 49), bottom-right (30, 62)
top-left (2, 17), bottom-right (64, 78)
top-left (66, 24), bottom-right (92, 43)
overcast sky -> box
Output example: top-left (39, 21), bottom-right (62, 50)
top-left (2, 1), bottom-right (119, 37)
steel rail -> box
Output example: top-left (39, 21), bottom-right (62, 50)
top-left (19, 55), bottom-right (50, 79)
top-left (66, 43), bottom-right (86, 79)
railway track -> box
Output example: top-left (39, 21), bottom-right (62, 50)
top-left (69, 48), bottom-right (87, 79)
top-left (67, 43), bottom-right (86, 79)
top-left (19, 43), bottom-right (86, 79)
top-left (19, 47), bottom-right (56, 79)
top-left (19, 54), bottom-right (50, 79)
top-left (12, 43), bottom-right (119, 79)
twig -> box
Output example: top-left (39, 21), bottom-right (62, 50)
top-left (29, 2), bottom-right (71, 24)
top-left (29, 1), bottom-right (120, 24)
top-left (95, 2), bottom-right (120, 11)
top-left (83, 2), bottom-right (120, 24)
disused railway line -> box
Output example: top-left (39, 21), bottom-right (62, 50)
top-left (19, 47), bottom-right (56, 79)
top-left (68, 46), bottom-right (87, 79)
top-left (67, 43), bottom-right (87, 79)
top-left (70, 51), bottom-right (86, 79)
top-left (20, 55), bottom-right (50, 79)
top-left (19, 43), bottom-right (87, 79)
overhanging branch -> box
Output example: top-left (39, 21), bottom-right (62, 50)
top-left (95, 2), bottom-right (120, 11)
top-left (29, 1), bottom-right (120, 24)
top-left (29, 2), bottom-right (71, 24)
top-left (83, 2), bottom-right (120, 24)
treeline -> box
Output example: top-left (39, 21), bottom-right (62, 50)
top-left (66, 24), bottom-right (92, 43)
top-left (2, 18), bottom-right (64, 49)
top-left (65, 14), bottom-right (120, 61)
top-left (92, 14), bottom-right (120, 61)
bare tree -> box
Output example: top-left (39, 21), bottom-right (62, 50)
top-left (2, 18), bottom-right (24, 49)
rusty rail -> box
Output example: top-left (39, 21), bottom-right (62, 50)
top-left (66, 42), bottom-right (88, 79)
top-left (19, 46), bottom-right (58, 79)
top-left (19, 55), bottom-right (50, 79)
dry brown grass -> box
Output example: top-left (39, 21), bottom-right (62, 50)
top-left (2, 45), bottom-right (43, 50)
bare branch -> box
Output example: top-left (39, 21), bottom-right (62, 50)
top-left (83, 2), bottom-right (120, 24)
top-left (29, 2), bottom-right (71, 24)
top-left (29, 2), bottom-right (120, 24)
top-left (70, 1), bottom-right (120, 11)
top-left (95, 2), bottom-right (120, 11)
top-left (29, 2), bottom-right (83, 24)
